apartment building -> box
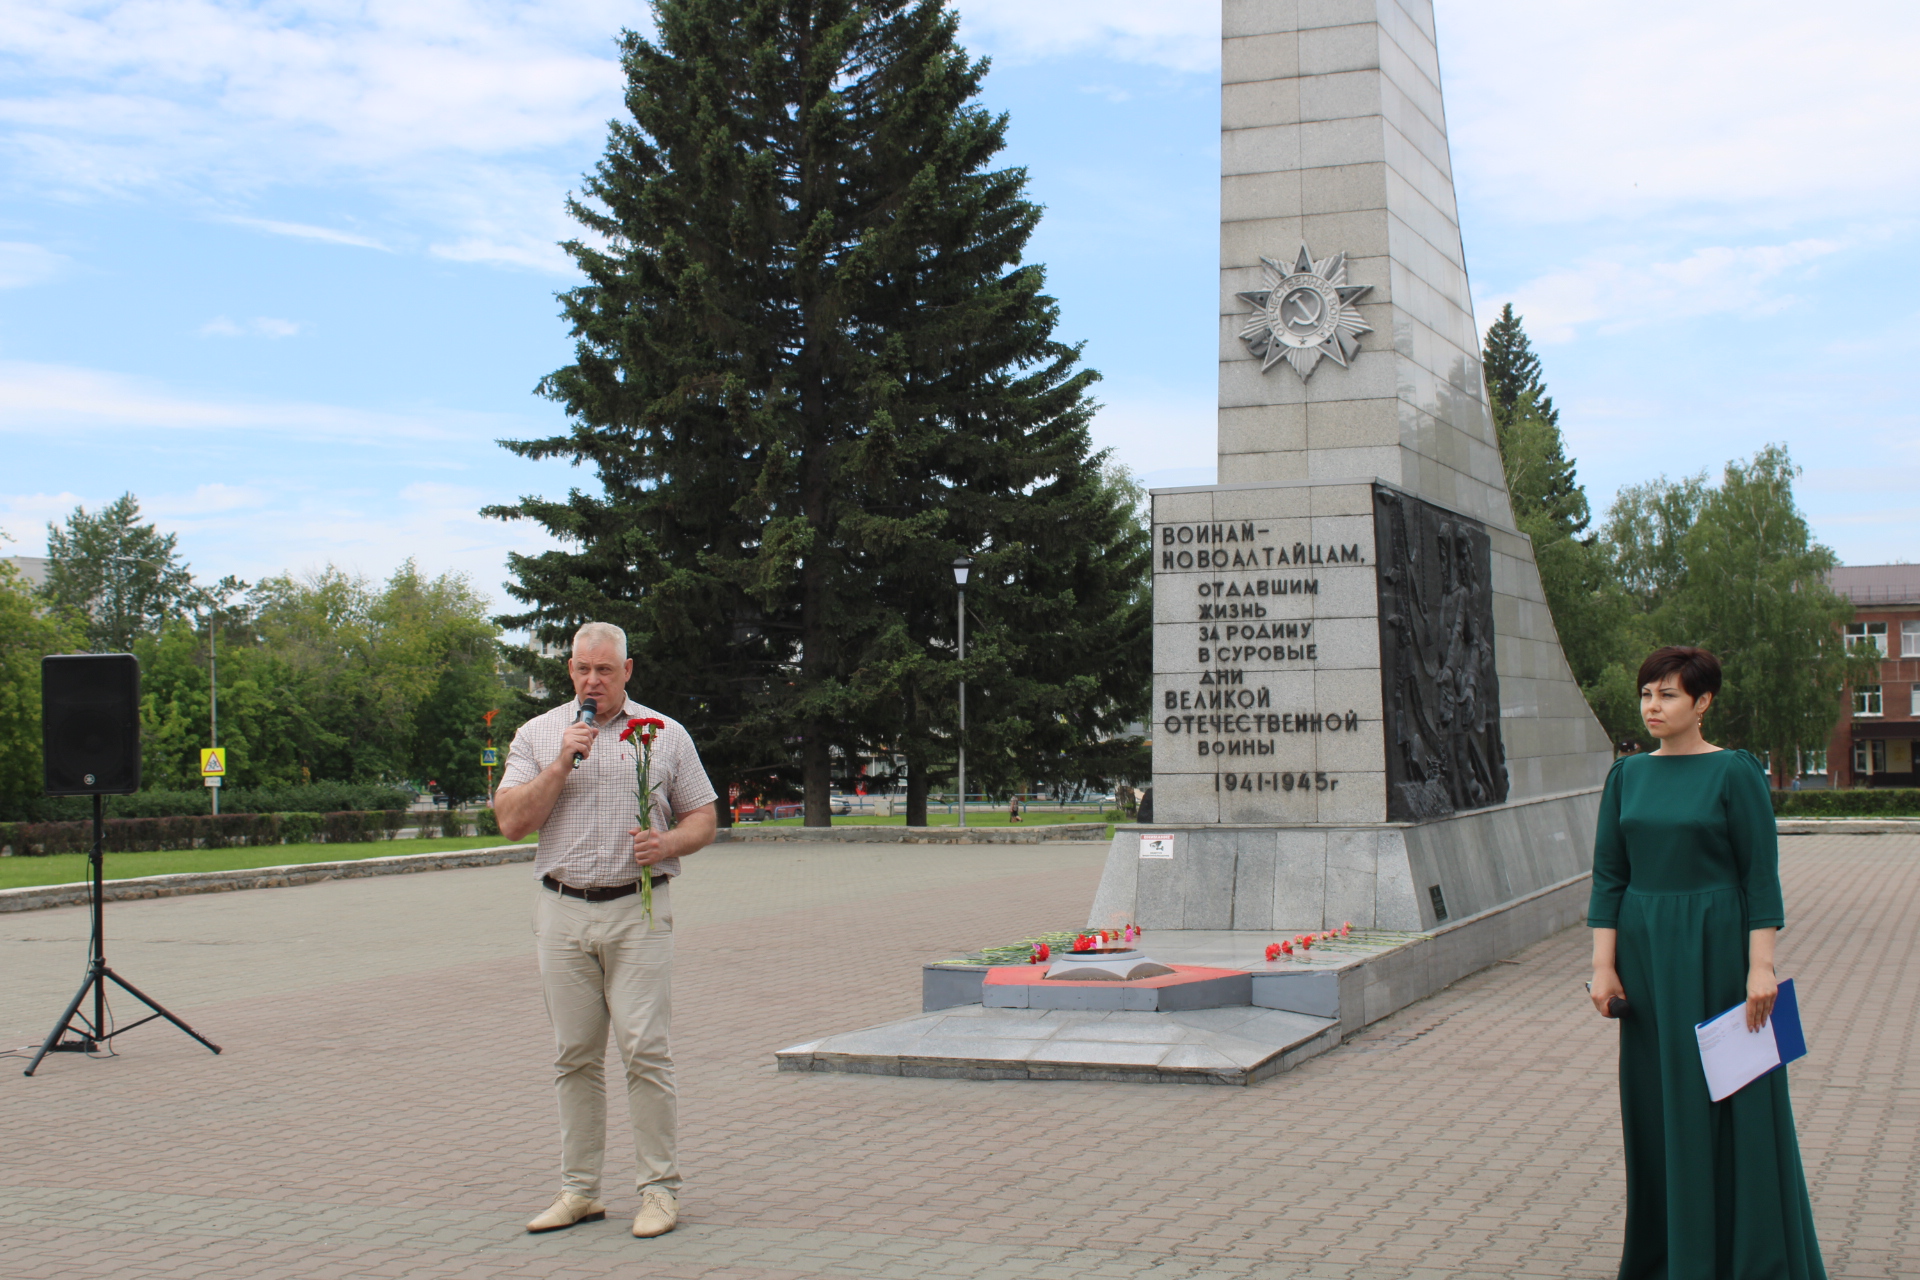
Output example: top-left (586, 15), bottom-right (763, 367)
top-left (1828, 564), bottom-right (1920, 788)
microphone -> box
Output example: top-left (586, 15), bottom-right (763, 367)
top-left (571, 697), bottom-right (597, 770)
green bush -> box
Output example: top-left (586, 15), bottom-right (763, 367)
top-left (3, 812), bottom-right (286, 855)
top-left (1771, 788), bottom-right (1920, 817)
top-left (475, 808), bottom-right (501, 837)
top-left (32, 782), bottom-right (416, 823)
top-left (322, 811), bottom-right (376, 844)
top-left (436, 809), bottom-right (467, 840)
top-left (278, 812), bottom-right (324, 844)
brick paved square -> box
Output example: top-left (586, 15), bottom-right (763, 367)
top-left (0, 834), bottom-right (1914, 1278)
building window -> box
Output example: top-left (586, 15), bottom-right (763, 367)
top-left (1854, 685), bottom-right (1883, 716)
top-left (1846, 621), bottom-right (1888, 655)
top-left (1854, 739), bottom-right (1887, 775)
top-left (1798, 748), bottom-right (1826, 776)
top-left (1913, 683), bottom-right (1920, 716)
top-left (1906, 621), bottom-right (1920, 658)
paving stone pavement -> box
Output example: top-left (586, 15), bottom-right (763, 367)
top-left (0, 834), bottom-right (1913, 1280)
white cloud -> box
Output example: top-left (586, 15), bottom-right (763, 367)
top-left (192, 479), bottom-right (561, 600)
top-left (147, 482), bottom-right (269, 517)
top-left (0, 1), bottom-right (631, 270)
top-left (0, 239), bottom-right (65, 287)
top-left (0, 359), bottom-right (510, 442)
top-left (953, 1), bottom-right (1217, 72)
top-left (199, 315), bottom-right (242, 336)
top-left (1437, 0), bottom-right (1920, 223)
top-left (1089, 389), bottom-right (1216, 478)
top-left (223, 216), bottom-right (388, 251)
top-left (251, 317), bottom-right (300, 338)
top-left (1484, 239), bottom-right (1844, 342)
top-left (0, 489), bottom-right (86, 553)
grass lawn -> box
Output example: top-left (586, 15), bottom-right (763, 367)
top-left (0, 835), bottom-right (531, 893)
top-left (746, 810), bottom-right (1123, 829)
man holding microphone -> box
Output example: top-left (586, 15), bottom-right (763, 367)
top-left (495, 622), bottom-right (717, 1240)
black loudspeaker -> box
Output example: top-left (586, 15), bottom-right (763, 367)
top-left (42, 654), bottom-right (142, 796)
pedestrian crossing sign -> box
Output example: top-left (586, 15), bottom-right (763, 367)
top-left (481, 748), bottom-right (499, 767)
top-left (200, 747), bottom-right (227, 777)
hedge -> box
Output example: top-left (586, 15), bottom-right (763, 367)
top-left (1771, 788), bottom-right (1920, 817)
top-left (0, 809), bottom-right (429, 856)
top-left (26, 783), bottom-right (417, 824)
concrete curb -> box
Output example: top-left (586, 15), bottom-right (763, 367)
top-left (1776, 818), bottom-right (1920, 835)
top-left (0, 844), bottom-right (537, 914)
top-left (713, 823), bottom-right (1109, 844)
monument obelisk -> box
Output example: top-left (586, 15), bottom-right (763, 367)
top-left (1092, 0), bottom-right (1612, 934)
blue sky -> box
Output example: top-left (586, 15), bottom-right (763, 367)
top-left (3, 0), bottom-right (1916, 612)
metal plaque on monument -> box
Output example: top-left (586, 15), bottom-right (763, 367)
top-left (1090, 0), bottom-right (1613, 937)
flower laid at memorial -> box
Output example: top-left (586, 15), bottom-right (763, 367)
top-left (618, 716), bottom-right (668, 924)
top-left (1266, 923), bottom-right (1357, 963)
top-left (1068, 927), bottom-right (1139, 953)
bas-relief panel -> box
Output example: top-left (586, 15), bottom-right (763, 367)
top-left (1373, 485), bottom-right (1508, 822)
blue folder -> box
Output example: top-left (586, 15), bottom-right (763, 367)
top-left (1768, 977), bottom-right (1807, 1070)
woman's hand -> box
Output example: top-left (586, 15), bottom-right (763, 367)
top-left (1590, 967), bottom-right (1626, 1018)
top-left (1746, 968), bottom-right (1778, 1032)
top-left (1746, 926), bottom-right (1780, 1032)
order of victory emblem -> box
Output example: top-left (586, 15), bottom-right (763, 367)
top-left (1237, 245), bottom-right (1373, 381)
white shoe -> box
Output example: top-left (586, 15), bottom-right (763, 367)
top-left (527, 1191), bottom-right (606, 1233)
top-left (631, 1186), bottom-right (678, 1237)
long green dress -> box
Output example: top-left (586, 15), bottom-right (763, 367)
top-left (1589, 748), bottom-right (1825, 1280)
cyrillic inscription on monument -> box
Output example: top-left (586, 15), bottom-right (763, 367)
top-left (1151, 483), bottom-right (1384, 824)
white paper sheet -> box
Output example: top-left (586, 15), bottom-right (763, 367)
top-left (1694, 1001), bottom-right (1781, 1102)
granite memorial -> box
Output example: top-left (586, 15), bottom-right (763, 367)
top-left (1089, 0), bottom-right (1613, 935)
top-left (777, 0), bottom-right (1617, 1084)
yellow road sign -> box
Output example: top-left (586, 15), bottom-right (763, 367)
top-left (481, 748), bottom-right (499, 767)
top-left (200, 747), bottom-right (227, 777)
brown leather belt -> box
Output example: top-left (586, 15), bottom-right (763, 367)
top-left (541, 873), bottom-right (668, 902)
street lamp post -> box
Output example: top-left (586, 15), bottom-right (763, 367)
top-left (952, 557), bottom-right (972, 828)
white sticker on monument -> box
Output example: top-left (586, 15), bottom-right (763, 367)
top-left (1139, 834), bottom-right (1175, 859)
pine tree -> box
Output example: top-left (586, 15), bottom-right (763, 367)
top-left (42, 493), bottom-right (197, 651)
top-left (1482, 303), bottom-right (1557, 430)
top-left (486, 0), bottom-right (1149, 825)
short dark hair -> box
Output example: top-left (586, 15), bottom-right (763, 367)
top-left (1637, 646), bottom-right (1722, 700)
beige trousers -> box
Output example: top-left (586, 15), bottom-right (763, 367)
top-left (531, 879), bottom-right (677, 1199)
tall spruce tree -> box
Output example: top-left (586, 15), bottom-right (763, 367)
top-left (1482, 312), bottom-right (1636, 742)
top-left (1482, 303), bottom-right (1557, 430)
top-left (486, 0), bottom-right (1149, 825)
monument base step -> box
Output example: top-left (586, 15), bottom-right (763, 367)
top-left (983, 963), bottom-right (1250, 1012)
top-left (777, 871), bottom-right (1590, 1085)
top-left (776, 1004), bottom-right (1338, 1085)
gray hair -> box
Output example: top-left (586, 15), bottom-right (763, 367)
top-left (571, 621), bottom-right (628, 660)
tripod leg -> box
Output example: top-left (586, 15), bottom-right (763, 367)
top-left (101, 966), bottom-right (222, 1055)
top-left (23, 965), bottom-right (102, 1077)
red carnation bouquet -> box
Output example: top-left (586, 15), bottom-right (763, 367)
top-left (618, 715), bottom-right (669, 924)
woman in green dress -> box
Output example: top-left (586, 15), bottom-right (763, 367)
top-left (1588, 646), bottom-right (1826, 1280)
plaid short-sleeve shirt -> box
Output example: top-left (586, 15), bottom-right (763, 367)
top-left (500, 697), bottom-right (718, 888)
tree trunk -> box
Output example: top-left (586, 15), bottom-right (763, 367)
top-left (803, 736), bottom-right (832, 826)
top-left (906, 755), bottom-right (930, 827)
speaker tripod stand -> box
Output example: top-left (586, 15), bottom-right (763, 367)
top-left (24, 794), bottom-right (222, 1076)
